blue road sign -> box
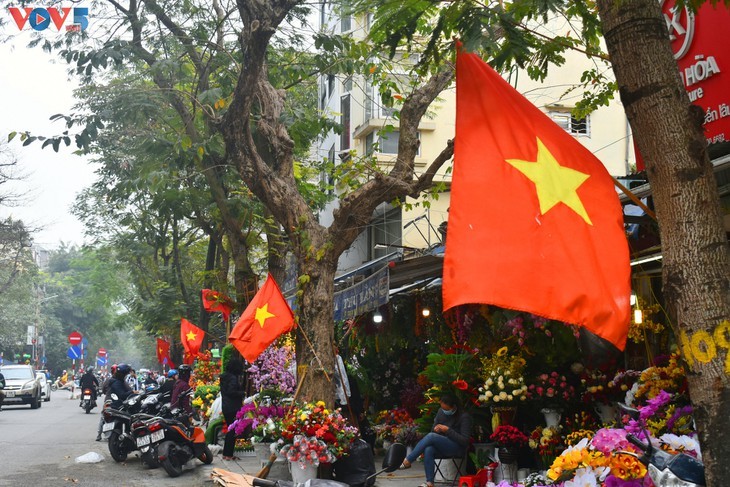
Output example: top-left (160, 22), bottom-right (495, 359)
top-left (81, 336), bottom-right (89, 346)
top-left (96, 356), bottom-right (107, 366)
top-left (67, 346), bottom-right (81, 359)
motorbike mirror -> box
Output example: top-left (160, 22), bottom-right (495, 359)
top-left (618, 402), bottom-right (640, 420)
top-left (382, 442), bottom-right (407, 472)
top-left (110, 393), bottom-right (118, 401)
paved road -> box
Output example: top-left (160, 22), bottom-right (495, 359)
top-left (0, 392), bottom-right (214, 486)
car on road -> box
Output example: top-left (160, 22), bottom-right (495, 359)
top-left (36, 371), bottom-right (52, 402)
top-left (0, 364), bottom-right (43, 409)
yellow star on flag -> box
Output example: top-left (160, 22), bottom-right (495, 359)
top-left (506, 137), bottom-right (593, 225)
top-left (158, 348), bottom-right (163, 354)
top-left (254, 303), bottom-right (276, 328)
top-left (186, 331), bottom-right (197, 341)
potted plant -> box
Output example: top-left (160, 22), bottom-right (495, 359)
top-left (490, 425), bottom-right (528, 465)
top-left (230, 402), bottom-right (287, 463)
top-left (477, 348), bottom-right (528, 428)
top-left (278, 401), bottom-right (358, 460)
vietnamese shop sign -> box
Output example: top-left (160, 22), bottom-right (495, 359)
top-left (663, 0), bottom-right (730, 145)
top-left (333, 266), bottom-right (390, 321)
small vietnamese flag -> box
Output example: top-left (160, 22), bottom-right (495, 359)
top-left (443, 46), bottom-right (631, 350)
top-left (156, 338), bottom-right (175, 368)
top-left (202, 289), bottom-right (234, 322)
top-left (181, 319), bottom-right (204, 364)
top-left (229, 274), bottom-right (295, 363)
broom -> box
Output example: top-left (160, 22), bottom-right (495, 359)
top-left (255, 366), bottom-right (309, 479)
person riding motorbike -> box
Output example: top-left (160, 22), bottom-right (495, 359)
top-left (79, 366), bottom-right (100, 406)
top-left (108, 363), bottom-right (134, 409)
top-left (170, 365), bottom-right (194, 426)
top-left (159, 369), bottom-right (177, 395)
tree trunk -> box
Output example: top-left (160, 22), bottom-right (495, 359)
top-left (294, 227), bottom-right (337, 407)
top-left (264, 208), bottom-right (289, 286)
top-left (198, 234), bottom-right (217, 347)
top-left (228, 234), bottom-right (259, 311)
top-left (597, 1), bottom-right (730, 483)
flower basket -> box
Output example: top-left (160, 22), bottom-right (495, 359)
top-left (497, 447), bottom-right (518, 465)
top-left (280, 401), bottom-right (358, 459)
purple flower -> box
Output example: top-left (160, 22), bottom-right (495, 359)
top-left (605, 475), bottom-right (644, 487)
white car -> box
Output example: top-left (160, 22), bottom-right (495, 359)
top-left (36, 372), bottom-right (52, 402)
top-left (0, 364), bottom-right (42, 409)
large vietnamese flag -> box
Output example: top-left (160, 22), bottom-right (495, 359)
top-left (229, 274), bottom-right (296, 362)
top-left (443, 47), bottom-right (631, 350)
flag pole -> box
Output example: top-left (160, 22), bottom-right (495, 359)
top-left (612, 177), bottom-right (656, 221)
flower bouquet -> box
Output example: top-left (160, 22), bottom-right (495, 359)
top-left (374, 408), bottom-right (413, 443)
top-left (477, 348), bottom-right (528, 406)
top-left (230, 402), bottom-right (287, 441)
top-left (491, 425), bottom-right (529, 448)
top-left (527, 371), bottom-right (576, 405)
top-left (529, 426), bottom-right (564, 469)
top-left (280, 434), bottom-right (336, 469)
top-left (192, 384), bottom-right (220, 420)
top-left (280, 401), bottom-right (358, 458)
top-left (248, 344), bottom-right (296, 397)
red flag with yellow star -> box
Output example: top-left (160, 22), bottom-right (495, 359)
top-left (156, 338), bottom-right (175, 368)
top-left (180, 319), bottom-right (204, 364)
top-left (443, 47), bottom-right (631, 350)
top-left (229, 274), bottom-right (295, 362)
top-left (201, 289), bottom-right (234, 322)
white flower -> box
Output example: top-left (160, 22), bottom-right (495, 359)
top-left (660, 434), bottom-right (702, 460)
top-left (507, 395), bottom-right (513, 401)
top-left (494, 396), bottom-right (500, 403)
top-left (486, 378), bottom-right (493, 386)
top-left (498, 382), bottom-right (504, 390)
top-left (563, 467), bottom-right (599, 487)
top-left (499, 392), bottom-right (507, 400)
top-left (512, 390), bottom-right (521, 396)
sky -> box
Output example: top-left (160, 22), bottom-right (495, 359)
top-left (0, 30), bottom-right (97, 248)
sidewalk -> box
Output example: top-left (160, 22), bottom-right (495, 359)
top-left (200, 453), bottom-right (432, 487)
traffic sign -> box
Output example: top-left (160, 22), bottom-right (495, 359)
top-left (81, 336), bottom-right (89, 347)
top-left (97, 356), bottom-right (108, 366)
top-left (68, 331), bottom-right (82, 345)
top-left (67, 346), bottom-right (81, 359)
top-left (98, 348), bottom-right (107, 356)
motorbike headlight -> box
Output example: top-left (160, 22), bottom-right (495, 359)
top-left (142, 396), bottom-right (157, 406)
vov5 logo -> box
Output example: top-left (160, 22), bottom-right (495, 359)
top-left (9, 6), bottom-right (88, 32)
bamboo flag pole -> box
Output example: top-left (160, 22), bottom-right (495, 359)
top-left (612, 176), bottom-right (656, 221)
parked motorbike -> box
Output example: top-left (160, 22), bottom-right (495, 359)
top-left (619, 403), bottom-right (705, 487)
top-left (253, 443), bottom-right (405, 487)
top-left (103, 388), bottom-right (172, 463)
top-left (149, 413), bottom-right (213, 477)
top-left (80, 387), bottom-right (97, 414)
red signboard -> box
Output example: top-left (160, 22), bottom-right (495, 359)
top-left (663, 1), bottom-right (730, 145)
top-left (98, 348), bottom-right (107, 356)
top-left (68, 331), bottom-right (82, 345)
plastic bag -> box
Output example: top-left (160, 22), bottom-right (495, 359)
top-left (75, 452), bottom-right (105, 464)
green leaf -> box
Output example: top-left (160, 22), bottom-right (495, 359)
top-left (8, 131), bottom-right (17, 142)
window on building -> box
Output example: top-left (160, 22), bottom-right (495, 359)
top-left (549, 111), bottom-right (590, 136)
top-left (340, 94), bottom-right (351, 150)
top-left (370, 207), bottom-right (402, 259)
top-left (340, 0), bottom-right (352, 32)
top-left (343, 77), bottom-right (353, 92)
top-left (328, 74), bottom-right (336, 99)
top-left (365, 130), bottom-right (420, 156)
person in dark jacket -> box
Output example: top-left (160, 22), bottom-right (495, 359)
top-left (170, 364), bottom-right (193, 416)
top-left (219, 357), bottom-right (248, 460)
top-left (109, 364), bottom-right (134, 409)
top-left (79, 366), bottom-right (100, 406)
top-left (159, 369), bottom-right (177, 395)
top-left (96, 364), bottom-right (118, 441)
top-left (400, 394), bottom-right (473, 487)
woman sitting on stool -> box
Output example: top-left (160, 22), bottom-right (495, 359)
top-left (401, 393), bottom-right (472, 487)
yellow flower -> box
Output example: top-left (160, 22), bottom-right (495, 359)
top-left (497, 347), bottom-right (508, 357)
top-left (316, 401), bottom-right (326, 407)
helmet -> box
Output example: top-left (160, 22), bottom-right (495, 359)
top-left (167, 369), bottom-right (178, 378)
top-left (117, 363), bottom-right (131, 375)
top-left (178, 364), bottom-right (192, 379)
top-left (86, 366), bottom-right (94, 373)
top-left (111, 364), bottom-right (118, 374)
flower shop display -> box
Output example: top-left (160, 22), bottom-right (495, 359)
top-left (190, 351), bottom-right (221, 389)
top-left (280, 401), bottom-right (358, 459)
top-left (478, 348), bottom-right (528, 408)
top-left (627, 354), bottom-right (688, 407)
top-left (491, 425), bottom-right (529, 465)
top-left (280, 434), bottom-right (336, 482)
top-left (248, 344), bottom-right (296, 396)
top-left (529, 426), bottom-right (564, 470)
top-left (193, 384), bottom-right (220, 421)
top-left (527, 371), bottom-right (576, 407)
top-left (230, 402), bottom-right (287, 442)
top-left (373, 408), bottom-right (414, 445)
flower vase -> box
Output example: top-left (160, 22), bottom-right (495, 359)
top-left (254, 442), bottom-right (272, 466)
top-left (290, 461), bottom-right (318, 484)
top-left (497, 447), bottom-right (518, 465)
top-left (540, 408), bottom-right (562, 428)
top-left (595, 403), bottom-right (617, 424)
top-left (490, 405), bottom-right (517, 428)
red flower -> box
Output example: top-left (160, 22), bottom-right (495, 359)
top-left (453, 380), bottom-right (469, 391)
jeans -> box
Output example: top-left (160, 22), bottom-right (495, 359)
top-left (406, 432), bottom-right (464, 484)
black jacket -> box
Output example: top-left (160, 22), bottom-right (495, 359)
top-left (432, 408), bottom-right (473, 450)
top-left (219, 372), bottom-right (245, 414)
top-left (109, 377), bottom-right (133, 407)
top-left (79, 372), bottom-right (99, 389)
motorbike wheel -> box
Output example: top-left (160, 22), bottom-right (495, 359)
top-left (161, 442), bottom-right (184, 478)
top-left (141, 450), bottom-right (160, 469)
top-left (85, 403), bottom-right (92, 414)
top-left (108, 431), bottom-right (128, 462)
top-left (198, 445), bottom-right (214, 465)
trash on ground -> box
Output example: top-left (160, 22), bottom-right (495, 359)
top-left (74, 452), bottom-right (105, 463)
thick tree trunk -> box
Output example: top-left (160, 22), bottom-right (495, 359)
top-left (294, 226), bottom-right (337, 406)
top-left (264, 208), bottom-right (289, 286)
top-left (228, 234), bottom-right (259, 310)
top-left (597, 0), bottom-right (730, 483)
